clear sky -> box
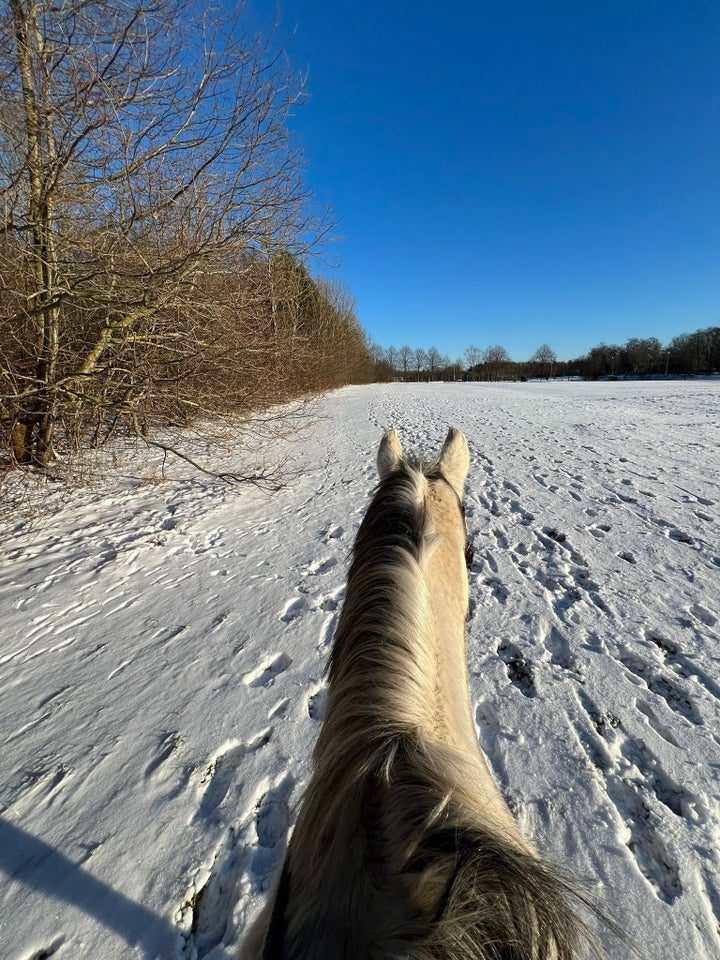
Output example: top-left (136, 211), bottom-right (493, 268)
top-left (266, 1), bottom-right (718, 362)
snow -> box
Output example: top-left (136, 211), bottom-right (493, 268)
top-left (1, 379), bottom-right (719, 960)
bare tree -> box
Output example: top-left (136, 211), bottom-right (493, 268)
top-left (530, 344), bottom-right (558, 379)
top-left (464, 345), bottom-right (484, 381)
top-left (427, 347), bottom-right (443, 380)
top-left (0, 0), bottom-right (330, 468)
top-left (385, 346), bottom-right (399, 379)
top-left (398, 345), bottom-right (413, 382)
top-left (485, 344), bottom-right (511, 381)
top-left (413, 347), bottom-right (428, 382)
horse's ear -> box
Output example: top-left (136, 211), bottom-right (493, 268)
top-left (377, 428), bottom-right (404, 478)
top-left (438, 428), bottom-right (470, 498)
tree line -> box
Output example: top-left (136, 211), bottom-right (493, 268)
top-left (567, 328), bottom-right (720, 379)
top-left (0, 0), bottom-right (376, 474)
top-left (371, 343), bottom-right (560, 381)
top-left (371, 328), bottom-right (720, 382)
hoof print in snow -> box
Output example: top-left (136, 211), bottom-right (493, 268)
top-left (280, 597), bottom-right (306, 623)
top-left (144, 730), bottom-right (182, 781)
top-left (474, 701), bottom-right (510, 791)
top-left (617, 551), bottom-right (637, 564)
top-left (306, 556), bottom-right (338, 576)
top-left (619, 781), bottom-right (683, 905)
top-left (196, 744), bottom-right (246, 820)
top-left (484, 576), bottom-right (509, 604)
top-left (497, 641), bottom-right (536, 697)
top-left (544, 626), bottom-right (576, 673)
top-left (176, 830), bottom-right (248, 959)
top-left (26, 937), bottom-right (66, 960)
top-left (667, 528), bottom-right (694, 545)
top-left (195, 730), bottom-right (271, 821)
top-left (619, 650), bottom-right (702, 725)
top-left (243, 654), bottom-right (291, 689)
top-left (250, 775), bottom-right (295, 891)
top-left (178, 776), bottom-right (293, 958)
top-left (689, 603), bottom-right (716, 627)
top-left (577, 692), bottom-right (706, 904)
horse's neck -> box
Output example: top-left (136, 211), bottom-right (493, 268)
top-left (426, 585), bottom-right (476, 752)
top-left (420, 508), bottom-right (476, 755)
top-left (422, 534), bottom-right (525, 842)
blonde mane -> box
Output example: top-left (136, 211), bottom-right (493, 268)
top-left (241, 429), bottom-right (607, 960)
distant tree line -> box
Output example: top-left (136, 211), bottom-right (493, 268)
top-left (371, 327), bottom-right (720, 383)
top-left (0, 0), bottom-right (375, 475)
top-left (370, 342), bottom-right (560, 382)
top-left (567, 327), bottom-right (720, 378)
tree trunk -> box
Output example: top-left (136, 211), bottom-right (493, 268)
top-left (11, 0), bottom-right (61, 465)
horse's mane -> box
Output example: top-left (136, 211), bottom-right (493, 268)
top-left (268, 736), bottom-right (601, 959)
top-left (326, 461), bottom-right (432, 716)
top-left (258, 453), bottom-right (610, 960)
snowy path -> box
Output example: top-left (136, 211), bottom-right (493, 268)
top-left (1, 380), bottom-right (719, 959)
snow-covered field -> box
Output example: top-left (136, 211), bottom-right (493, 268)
top-left (1, 380), bottom-right (719, 960)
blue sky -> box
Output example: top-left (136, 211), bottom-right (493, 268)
top-left (265, 1), bottom-right (718, 362)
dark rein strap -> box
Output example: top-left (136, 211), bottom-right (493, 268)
top-left (261, 861), bottom-right (290, 960)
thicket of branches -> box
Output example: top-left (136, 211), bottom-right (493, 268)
top-left (0, 0), bottom-right (374, 475)
top-left (372, 327), bottom-right (720, 383)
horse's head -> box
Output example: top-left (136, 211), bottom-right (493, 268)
top-left (377, 426), bottom-right (470, 497)
top-left (378, 426), bottom-right (473, 576)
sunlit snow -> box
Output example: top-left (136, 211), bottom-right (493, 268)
top-left (1, 380), bottom-right (719, 959)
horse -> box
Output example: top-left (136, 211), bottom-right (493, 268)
top-left (241, 427), bottom-right (603, 959)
